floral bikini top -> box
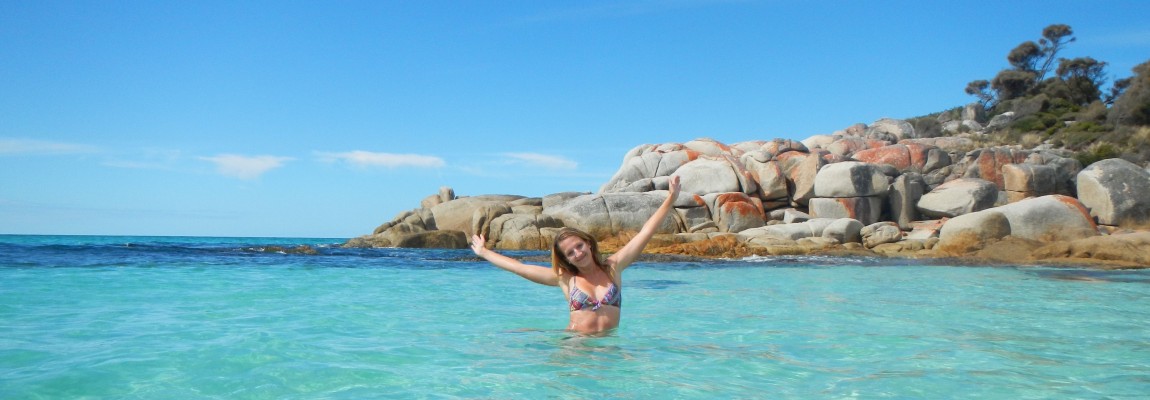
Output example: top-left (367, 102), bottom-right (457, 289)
top-left (568, 276), bottom-right (622, 311)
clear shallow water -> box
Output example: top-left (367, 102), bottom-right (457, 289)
top-left (2, 235), bottom-right (1149, 399)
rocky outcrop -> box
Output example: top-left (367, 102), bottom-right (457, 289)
top-left (346, 120), bottom-right (1149, 269)
top-left (988, 195), bottom-right (1098, 241)
top-left (917, 178), bottom-right (998, 218)
top-left (543, 191), bottom-right (681, 239)
top-left (812, 161), bottom-right (889, 198)
top-left (740, 152), bottom-right (789, 202)
top-left (702, 192), bottom-right (765, 233)
top-left (851, 143), bottom-right (951, 175)
top-left (1025, 150), bottom-right (1081, 197)
top-left (1076, 158), bottom-right (1150, 228)
top-left (431, 195), bottom-right (525, 234)
top-left (488, 214), bottom-right (564, 250)
top-left (861, 221), bottom-right (903, 248)
top-left (808, 161), bottom-right (888, 225)
top-left (866, 118), bottom-right (916, 141)
top-left (808, 196), bottom-right (884, 226)
top-left (1031, 231), bottom-right (1150, 266)
top-left (673, 156), bottom-right (751, 196)
top-left (826, 137), bottom-right (889, 157)
top-left (1002, 163), bottom-right (1056, 203)
top-left (985, 111), bottom-right (1015, 130)
top-left (599, 144), bottom-right (698, 193)
top-left (937, 211), bottom-right (1011, 254)
top-left (963, 147), bottom-right (1031, 189)
top-left (889, 173), bottom-right (925, 229)
top-left (780, 150), bottom-right (827, 206)
top-left (745, 217), bottom-right (862, 244)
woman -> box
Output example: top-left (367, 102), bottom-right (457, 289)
top-left (469, 176), bottom-right (682, 334)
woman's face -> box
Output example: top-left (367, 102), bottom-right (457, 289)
top-left (557, 235), bottom-right (592, 268)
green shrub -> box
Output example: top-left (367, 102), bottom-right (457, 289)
top-left (1012, 115), bottom-right (1047, 131)
top-left (1075, 142), bottom-right (1121, 167)
top-left (1065, 121), bottom-right (1107, 133)
top-left (1011, 112), bottom-right (1060, 132)
top-left (1061, 129), bottom-right (1102, 149)
top-left (1045, 96), bottom-right (1072, 115)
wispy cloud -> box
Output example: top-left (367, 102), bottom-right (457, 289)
top-left (458, 152), bottom-right (588, 179)
top-left (315, 150), bottom-right (446, 168)
top-left (200, 154), bottom-right (293, 180)
top-left (502, 152), bottom-right (579, 170)
top-left (0, 138), bottom-right (100, 156)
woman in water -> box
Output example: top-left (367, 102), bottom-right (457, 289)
top-left (469, 176), bottom-right (682, 334)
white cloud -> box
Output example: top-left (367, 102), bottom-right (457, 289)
top-left (0, 138), bottom-right (100, 155)
top-left (200, 154), bottom-right (293, 180)
top-left (503, 152), bottom-right (578, 170)
top-left (316, 150), bottom-right (445, 168)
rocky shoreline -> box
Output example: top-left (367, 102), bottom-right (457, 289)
top-left (347, 116), bottom-right (1150, 269)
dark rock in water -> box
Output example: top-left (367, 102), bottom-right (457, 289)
top-left (247, 245), bottom-right (318, 255)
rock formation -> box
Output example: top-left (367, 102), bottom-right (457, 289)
top-left (347, 115), bottom-right (1150, 268)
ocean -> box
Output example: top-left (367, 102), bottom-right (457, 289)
top-left (2, 235), bottom-right (1149, 399)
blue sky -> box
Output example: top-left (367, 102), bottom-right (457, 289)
top-left (3, 0), bottom-right (1149, 238)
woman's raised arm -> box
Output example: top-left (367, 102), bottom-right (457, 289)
top-left (470, 234), bottom-right (559, 286)
top-left (607, 175), bottom-right (682, 272)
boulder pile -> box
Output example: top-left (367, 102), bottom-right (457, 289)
top-left (346, 117), bottom-right (1150, 268)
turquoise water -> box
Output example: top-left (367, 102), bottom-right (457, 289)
top-left (2, 235), bottom-right (1149, 399)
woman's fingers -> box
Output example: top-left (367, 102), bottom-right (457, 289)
top-left (470, 234), bottom-right (486, 254)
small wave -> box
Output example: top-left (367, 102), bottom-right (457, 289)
top-left (630, 279), bottom-right (690, 290)
top-left (732, 254), bottom-right (895, 267)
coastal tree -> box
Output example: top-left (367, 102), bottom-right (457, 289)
top-left (968, 24), bottom-right (1077, 108)
top-left (1052, 57), bottom-right (1107, 106)
top-left (991, 69), bottom-right (1037, 102)
top-left (1007, 41), bottom-right (1043, 73)
top-left (1037, 24), bottom-right (1075, 81)
top-left (965, 79), bottom-right (996, 108)
top-left (1105, 77), bottom-right (1131, 105)
top-left (1109, 60), bottom-right (1150, 126)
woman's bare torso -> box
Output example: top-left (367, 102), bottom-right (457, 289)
top-left (563, 273), bottom-right (621, 334)
top-left (567, 306), bottom-right (620, 333)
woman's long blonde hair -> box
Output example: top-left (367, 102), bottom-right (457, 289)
top-left (551, 227), bottom-right (611, 280)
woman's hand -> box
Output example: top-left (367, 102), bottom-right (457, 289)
top-left (667, 175), bottom-right (681, 201)
top-left (470, 234), bottom-right (488, 257)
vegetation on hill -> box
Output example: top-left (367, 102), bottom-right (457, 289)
top-left (908, 24), bottom-right (1150, 168)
